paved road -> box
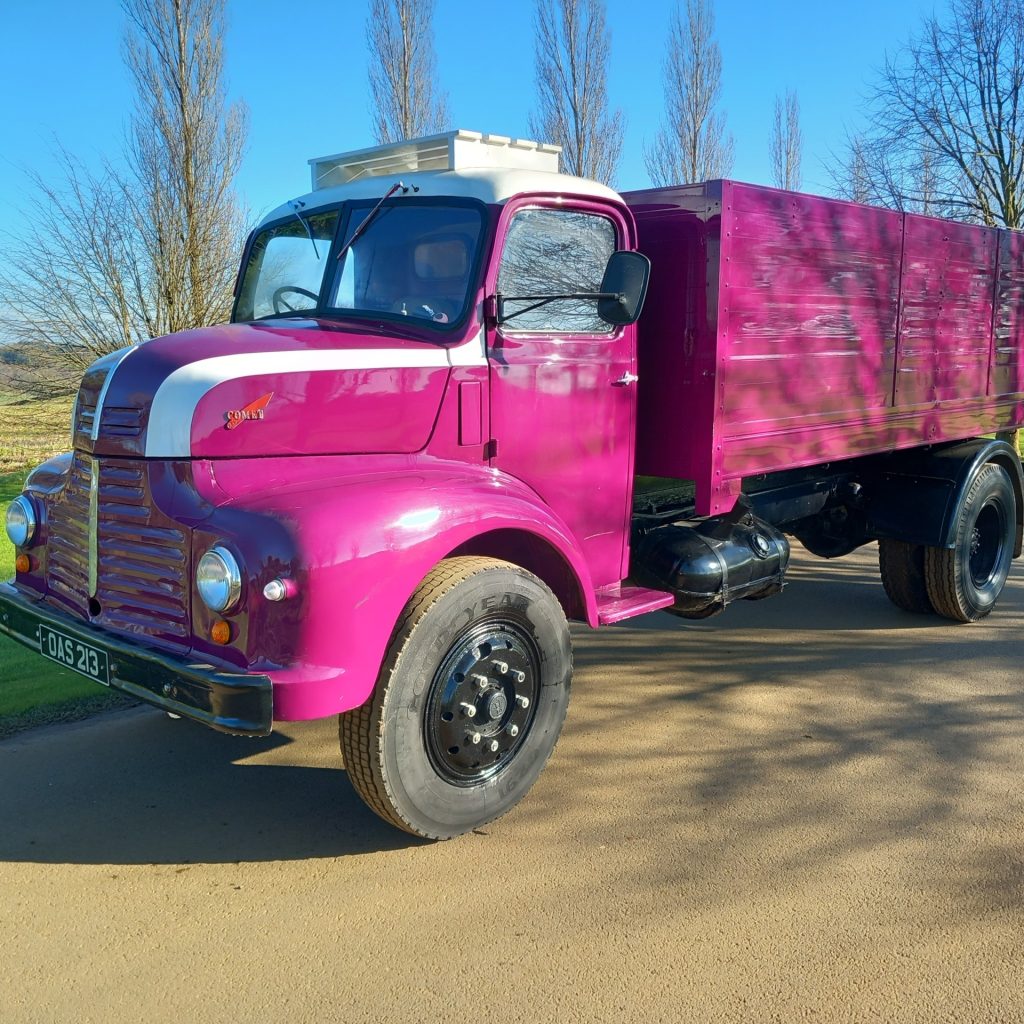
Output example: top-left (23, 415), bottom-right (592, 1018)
top-left (2, 546), bottom-right (1024, 1024)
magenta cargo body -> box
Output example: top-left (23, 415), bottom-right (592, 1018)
top-left (625, 180), bottom-right (1024, 516)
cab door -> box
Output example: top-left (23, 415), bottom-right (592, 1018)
top-left (486, 200), bottom-right (638, 588)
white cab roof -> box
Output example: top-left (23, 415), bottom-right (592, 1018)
top-left (258, 130), bottom-right (622, 228)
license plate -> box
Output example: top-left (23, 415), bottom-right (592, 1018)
top-left (37, 624), bottom-right (110, 685)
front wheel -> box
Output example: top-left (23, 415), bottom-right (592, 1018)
top-left (925, 463), bottom-right (1016, 622)
top-left (339, 557), bottom-right (573, 839)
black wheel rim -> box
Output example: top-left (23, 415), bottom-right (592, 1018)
top-left (424, 618), bottom-right (540, 787)
top-left (968, 501), bottom-right (1007, 588)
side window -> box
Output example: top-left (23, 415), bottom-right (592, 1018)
top-left (497, 209), bottom-right (616, 334)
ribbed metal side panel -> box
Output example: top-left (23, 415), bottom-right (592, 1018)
top-left (45, 454), bottom-right (92, 616)
top-left (992, 229), bottom-right (1024, 397)
top-left (895, 216), bottom-right (997, 406)
top-left (95, 461), bottom-right (189, 640)
top-left (723, 185), bottom-right (903, 425)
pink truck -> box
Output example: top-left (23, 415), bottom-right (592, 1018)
top-left (4, 130), bottom-right (1024, 838)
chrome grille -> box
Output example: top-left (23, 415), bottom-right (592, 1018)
top-left (96, 461), bottom-right (189, 640)
top-left (44, 457), bottom-right (190, 643)
top-left (45, 454), bottom-right (92, 615)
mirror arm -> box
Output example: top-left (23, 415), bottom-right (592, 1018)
top-left (494, 291), bottom-right (623, 325)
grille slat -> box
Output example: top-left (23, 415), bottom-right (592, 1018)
top-left (45, 453), bottom-right (92, 616)
top-left (99, 406), bottom-right (144, 437)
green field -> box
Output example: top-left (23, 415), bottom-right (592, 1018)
top-left (0, 398), bottom-right (130, 734)
top-left (0, 390), bottom-right (75, 475)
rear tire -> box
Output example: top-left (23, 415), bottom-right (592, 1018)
top-left (339, 557), bottom-right (572, 839)
top-left (924, 464), bottom-right (1016, 622)
top-left (878, 539), bottom-right (933, 614)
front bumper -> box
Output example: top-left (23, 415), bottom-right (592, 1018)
top-left (0, 582), bottom-right (272, 736)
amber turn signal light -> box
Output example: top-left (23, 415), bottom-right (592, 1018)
top-left (15, 554), bottom-right (31, 574)
top-left (210, 620), bottom-right (231, 645)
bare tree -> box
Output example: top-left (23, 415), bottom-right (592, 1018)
top-left (845, 135), bottom-right (873, 204)
top-left (839, 0), bottom-right (1024, 226)
top-left (769, 90), bottom-right (802, 191)
top-left (123, 0), bottom-right (248, 334)
top-left (645, 0), bottom-right (734, 186)
top-left (529, 0), bottom-right (624, 185)
top-left (367, 0), bottom-right (449, 144)
top-left (0, 0), bottom-right (247, 395)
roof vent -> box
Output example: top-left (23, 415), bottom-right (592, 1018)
top-left (308, 129), bottom-right (562, 190)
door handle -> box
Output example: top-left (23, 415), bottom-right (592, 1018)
top-left (612, 372), bottom-right (638, 387)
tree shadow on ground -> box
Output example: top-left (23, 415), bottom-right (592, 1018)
top-left (0, 711), bottom-right (422, 864)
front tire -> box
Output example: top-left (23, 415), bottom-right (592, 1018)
top-left (339, 557), bottom-right (573, 839)
top-left (925, 463), bottom-right (1016, 622)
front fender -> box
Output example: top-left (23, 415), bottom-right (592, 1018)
top-left (200, 455), bottom-right (597, 720)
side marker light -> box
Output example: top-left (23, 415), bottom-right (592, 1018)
top-left (263, 578), bottom-right (297, 602)
top-left (210, 620), bottom-right (232, 645)
top-left (15, 554), bottom-right (31, 574)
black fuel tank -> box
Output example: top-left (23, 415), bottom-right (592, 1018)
top-left (631, 514), bottom-right (790, 619)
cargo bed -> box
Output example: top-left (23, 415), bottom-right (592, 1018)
top-left (625, 181), bottom-right (1024, 515)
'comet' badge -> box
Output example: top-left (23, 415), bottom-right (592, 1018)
top-left (225, 392), bottom-right (274, 430)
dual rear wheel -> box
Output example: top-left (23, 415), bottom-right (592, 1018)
top-left (879, 463), bottom-right (1016, 622)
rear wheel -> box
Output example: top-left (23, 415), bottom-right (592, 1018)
top-left (925, 464), bottom-right (1016, 622)
top-left (878, 539), bottom-right (933, 614)
top-left (339, 557), bottom-right (573, 839)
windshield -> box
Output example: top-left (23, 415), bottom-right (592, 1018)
top-left (234, 210), bottom-right (339, 321)
top-left (326, 201), bottom-right (485, 327)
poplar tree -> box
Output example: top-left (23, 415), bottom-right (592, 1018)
top-left (645, 0), bottom-right (733, 186)
top-left (529, 0), bottom-right (625, 185)
top-left (366, 0), bottom-right (449, 143)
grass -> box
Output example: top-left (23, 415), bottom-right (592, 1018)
top-left (0, 389), bottom-right (75, 475)
top-left (0, 399), bottom-right (132, 735)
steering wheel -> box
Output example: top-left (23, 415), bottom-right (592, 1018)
top-left (272, 285), bottom-right (319, 314)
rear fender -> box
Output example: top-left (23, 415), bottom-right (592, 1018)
top-left (865, 439), bottom-right (1024, 554)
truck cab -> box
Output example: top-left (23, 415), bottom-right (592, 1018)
top-left (1, 131), bottom-right (654, 838)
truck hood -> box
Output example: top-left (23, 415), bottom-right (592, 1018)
top-left (73, 321), bottom-right (484, 459)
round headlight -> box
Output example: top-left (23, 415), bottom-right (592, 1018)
top-left (196, 545), bottom-right (242, 613)
top-left (5, 496), bottom-right (37, 548)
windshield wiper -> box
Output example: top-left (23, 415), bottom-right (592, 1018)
top-left (289, 199), bottom-right (320, 260)
top-left (335, 180), bottom-right (419, 262)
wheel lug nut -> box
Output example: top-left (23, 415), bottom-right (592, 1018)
top-left (460, 702), bottom-right (476, 717)
top-left (489, 739), bottom-right (499, 752)
top-left (473, 674), bottom-right (489, 689)
top-left (507, 724), bottom-right (519, 737)
top-left (516, 695), bottom-right (530, 709)
top-left (495, 661), bottom-right (508, 674)
top-left (513, 670), bottom-right (526, 683)
top-left (467, 732), bottom-right (481, 745)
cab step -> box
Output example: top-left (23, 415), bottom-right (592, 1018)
top-left (594, 584), bottom-right (675, 625)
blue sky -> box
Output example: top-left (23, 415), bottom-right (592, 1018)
top-left (0, 0), bottom-right (936, 237)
